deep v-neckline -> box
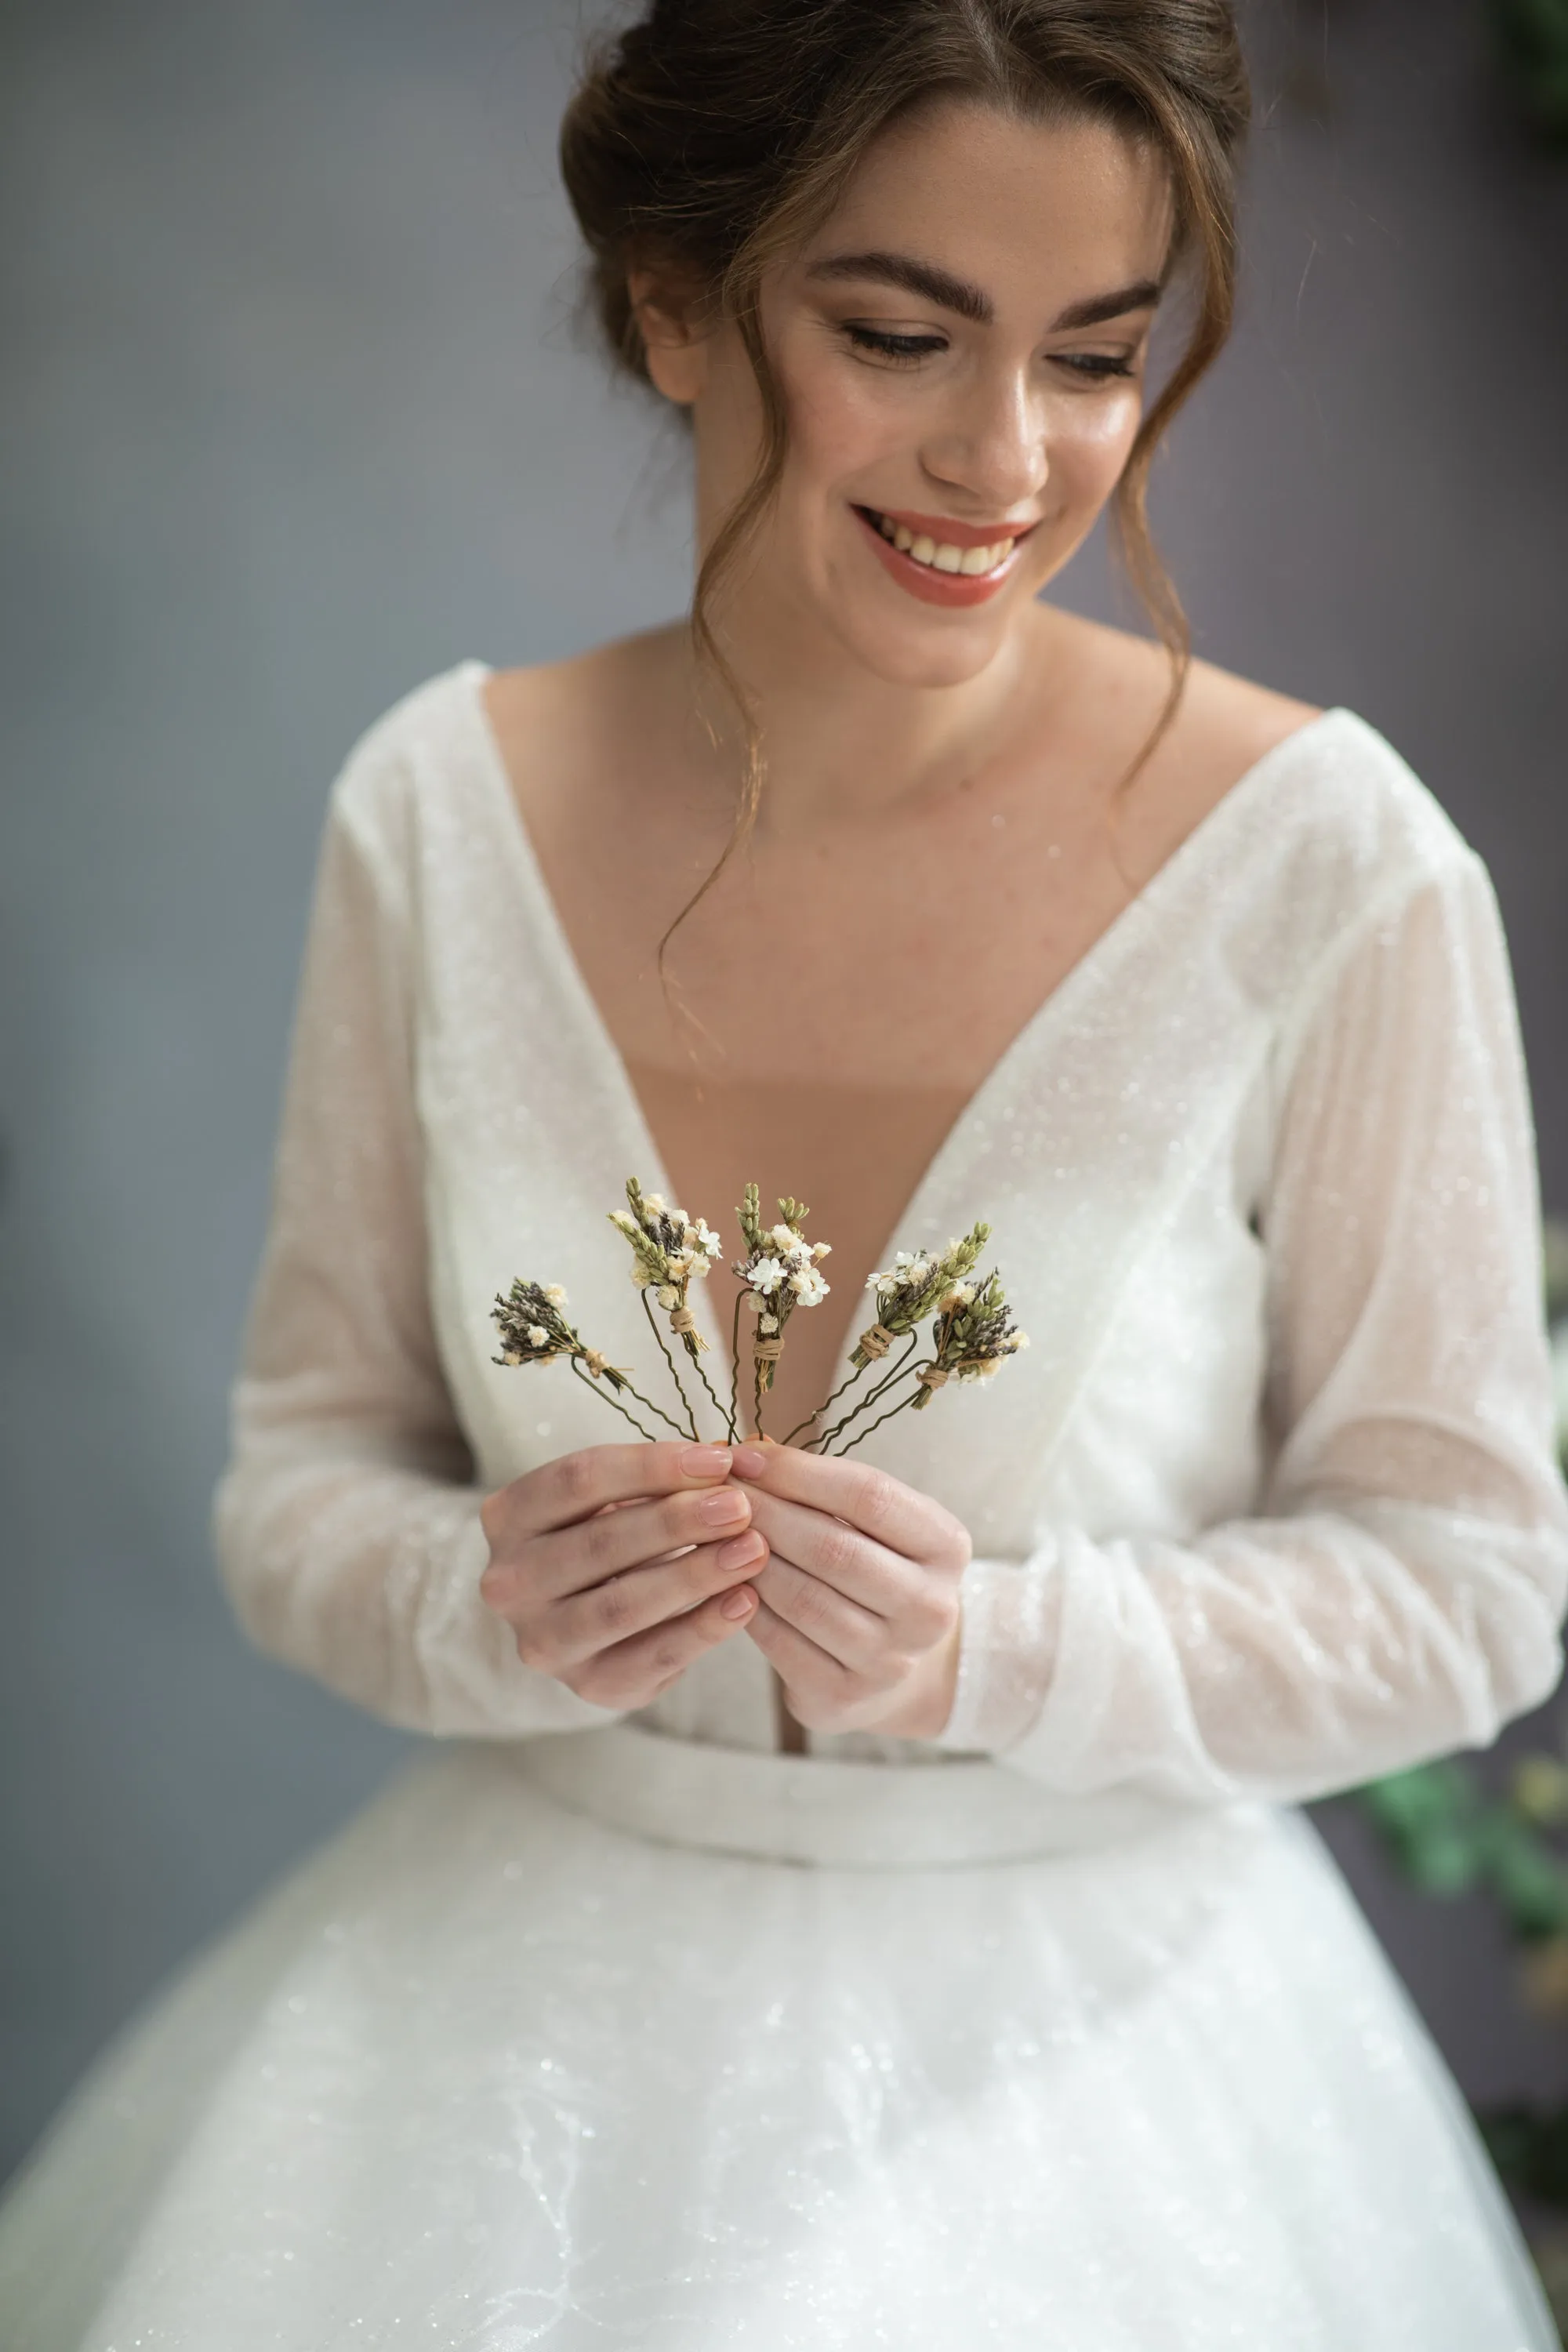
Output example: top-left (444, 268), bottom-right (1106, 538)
top-left (456, 658), bottom-right (1342, 1412)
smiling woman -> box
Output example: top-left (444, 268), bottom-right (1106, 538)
top-left (2, 1), bottom-right (1566, 2347)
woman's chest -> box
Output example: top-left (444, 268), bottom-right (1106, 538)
top-left (411, 780), bottom-right (1281, 1555)
top-left (528, 769), bottom-right (1153, 1096)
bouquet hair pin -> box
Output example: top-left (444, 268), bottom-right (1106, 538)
top-left (492, 1178), bottom-right (1026, 1454)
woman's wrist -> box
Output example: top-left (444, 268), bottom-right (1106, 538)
top-left (866, 1610), bottom-right (965, 1740)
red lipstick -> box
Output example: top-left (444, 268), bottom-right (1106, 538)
top-left (869, 507), bottom-right (1037, 549)
top-left (851, 504), bottom-right (1034, 609)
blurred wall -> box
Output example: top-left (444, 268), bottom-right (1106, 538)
top-left (2, 0), bottom-right (1566, 2183)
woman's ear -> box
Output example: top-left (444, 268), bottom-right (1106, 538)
top-left (629, 268), bottom-right (710, 405)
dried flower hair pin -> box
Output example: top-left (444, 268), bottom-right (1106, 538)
top-left (492, 1178), bottom-right (1025, 1453)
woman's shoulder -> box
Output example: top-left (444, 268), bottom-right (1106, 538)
top-left (321, 659), bottom-right (495, 850)
top-left (1059, 615), bottom-right (1478, 898)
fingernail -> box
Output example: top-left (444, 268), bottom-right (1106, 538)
top-left (730, 1445), bottom-right (769, 1479)
top-left (681, 1444), bottom-right (733, 1479)
top-left (720, 1587), bottom-right (757, 1620)
top-left (715, 1530), bottom-right (765, 1572)
top-left (697, 1487), bottom-right (749, 1525)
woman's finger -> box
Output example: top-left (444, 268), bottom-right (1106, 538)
top-left (488, 1480), bottom-right (753, 1606)
top-left (544, 1529), bottom-right (768, 1667)
top-left (729, 1444), bottom-right (968, 1570)
top-left (750, 1551), bottom-right (885, 1670)
top-left (741, 1490), bottom-right (914, 1617)
top-left (743, 1598), bottom-right (855, 1719)
top-left (488, 1441), bottom-right (737, 1544)
top-left (571, 1581), bottom-right (761, 1709)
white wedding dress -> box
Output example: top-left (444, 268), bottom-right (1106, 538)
top-left (4, 660), bottom-right (1567, 2349)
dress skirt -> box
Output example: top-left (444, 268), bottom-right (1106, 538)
top-left (0, 1724), bottom-right (1555, 2350)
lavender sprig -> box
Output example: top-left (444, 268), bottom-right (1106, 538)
top-left (490, 1278), bottom-right (686, 1440)
top-left (911, 1270), bottom-right (1029, 1407)
top-left (805, 1226), bottom-right (990, 1449)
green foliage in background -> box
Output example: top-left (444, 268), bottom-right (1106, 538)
top-left (1491, 0), bottom-right (1568, 140)
top-left (1361, 1759), bottom-right (1568, 1937)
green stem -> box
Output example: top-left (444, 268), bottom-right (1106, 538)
top-left (728, 1290), bottom-right (743, 1441)
top-left (641, 1293), bottom-right (699, 1439)
top-left (577, 1341), bottom-right (691, 1443)
top-left (811, 1335), bottom-right (920, 1451)
top-left (570, 1356), bottom-right (659, 1442)
top-left (831, 1380), bottom-right (927, 1457)
top-left (689, 1345), bottom-right (732, 1441)
top-left (782, 1355), bottom-right (873, 1448)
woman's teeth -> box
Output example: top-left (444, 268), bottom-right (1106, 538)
top-left (869, 511), bottom-right (1016, 576)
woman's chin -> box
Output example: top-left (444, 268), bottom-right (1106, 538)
top-left (822, 600), bottom-right (1022, 691)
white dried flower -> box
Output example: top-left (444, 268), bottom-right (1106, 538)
top-left (526, 1324), bottom-right (549, 1347)
top-left (644, 1192), bottom-right (667, 1215)
top-left (758, 1312), bottom-right (779, 1334)
top-left (692, 1221), bottom-right (721, 1257)
top-left (748, 1258), bottom-right (786, 1294)
top-left (811, 1241), bottom-right (832, 1260)
top-left (543, 1284), bottom-right (568, 1305)
top-left (789, 1265), bottom-right (829, 1305)
top-left (655, 1284), bottom-right (680, 1310)
top-left (769, 1223), bottom-right (800, 1253)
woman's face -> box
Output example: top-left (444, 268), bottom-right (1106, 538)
top-left (643, 98), bottom-right (1174, 691)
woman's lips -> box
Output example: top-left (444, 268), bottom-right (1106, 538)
top-left (851, 504), bottom-right (1031, 608)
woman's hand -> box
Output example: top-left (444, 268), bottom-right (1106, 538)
top-left (728, 1445), bottom-right (971, 1738)
top-left (478, 1442), bottom-right (768, 1711)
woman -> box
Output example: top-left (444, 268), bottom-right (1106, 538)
top-left (4, 1), bottom-right (1566, 2343)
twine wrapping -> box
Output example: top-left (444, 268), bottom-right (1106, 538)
top-left (916, 1363), bottom-right (949, 1391)
top-left (579, 1348), bottom-right (619, 1380)
top-left (669, 1307), bottom-right (697, 1336)
top-left (753, 1337), bottom-right (785, 1364)
top-left (858, 1322), bottom-right (896, 1362)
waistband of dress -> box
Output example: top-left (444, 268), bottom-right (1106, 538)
top-left (510, 1721), bottom-right (1192, 1870)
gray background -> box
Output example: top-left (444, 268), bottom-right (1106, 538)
top-left (3, 0), bottom-right (1566, 2185)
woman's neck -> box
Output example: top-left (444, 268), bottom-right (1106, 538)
top-left (673, 590), bottom-right (1062, 839)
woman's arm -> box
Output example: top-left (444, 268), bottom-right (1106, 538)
top-left (931, 852), bottom-right (1568, 1802)
top-left (212, 734), bottom-right (623, 1737)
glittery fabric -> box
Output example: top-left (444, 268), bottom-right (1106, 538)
top-left (3, 661), bottom-right (1565, 2347)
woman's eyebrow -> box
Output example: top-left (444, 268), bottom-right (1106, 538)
top-left (804, 250), bottom-right (1162, 332)
top-left (806, 250), bottom-right (992, 323)
top-left (1051, 279), bottom-right (1162, 329)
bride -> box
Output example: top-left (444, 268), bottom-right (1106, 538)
top-left (5, 0), bottom-right (1566, 2343)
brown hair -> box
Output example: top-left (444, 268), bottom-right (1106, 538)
top-left (560, 0), bottom-right (1250, 952)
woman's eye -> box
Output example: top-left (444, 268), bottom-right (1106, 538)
top-left (1054, 352), bottom-right (1138, 382)
top-left (841, 323), bottom-right (948, 365)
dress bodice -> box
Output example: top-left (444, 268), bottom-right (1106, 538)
top-left (214, 662), bottom-right (1568, 1792)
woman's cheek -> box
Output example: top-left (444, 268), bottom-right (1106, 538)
top-left (1034, 399), bottom-right (1143, 568)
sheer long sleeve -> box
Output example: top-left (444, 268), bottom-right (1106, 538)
top-left (938, 853), bottom-right (1568, 1804)
top-left (212, 743), bottom-right (619, 1739)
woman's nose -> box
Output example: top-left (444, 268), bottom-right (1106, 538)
top-left (920, 368), bottom-right (1047, 514)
